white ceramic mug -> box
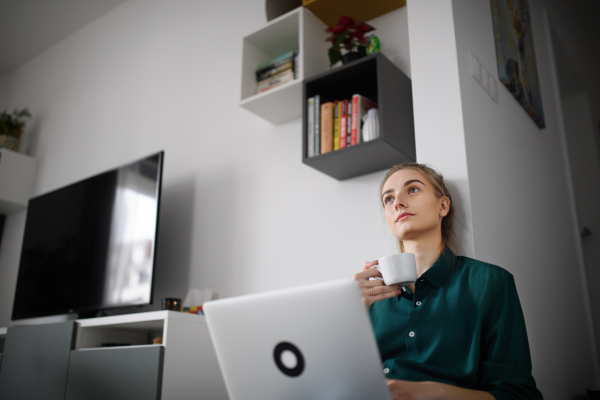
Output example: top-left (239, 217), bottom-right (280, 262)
top-left (370, 253), bottom-right (417, 286)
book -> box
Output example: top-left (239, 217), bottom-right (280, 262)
top-left (256, 61), bottom-right (293, 82)
top-left (351, 94), bottom-right (378, 145)
top-left (314, 95), bottom-right (320, 156)
top-left (320, 102), bottom-right (334, 154)
top-left (333, 101), bottom-right (341, 151)
top-left (256, 51), bottom-right (295, 73)
top-left (340, 99), bottom-right (347, 149)
top-left (346, 100), bottom-right (352, 147)
top-left (256, 69), bottom-right (294, 94)
top-left (293, 51), bottom-right (299, 79)
top-left (307, 97), bottom-right (315, 158)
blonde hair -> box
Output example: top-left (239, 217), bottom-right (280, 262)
top-left (380, 163), bottom-right (456, 253)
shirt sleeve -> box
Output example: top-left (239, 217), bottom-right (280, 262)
top-left (481, 274), bottom-right (544, 400)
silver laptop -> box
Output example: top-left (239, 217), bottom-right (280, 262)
top-left (203, 278), bottom-right (391, 400)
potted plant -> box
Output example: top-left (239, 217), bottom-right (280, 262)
top-left (326, 15), bottom-right (375, 67)
top-left (0, 108), bottom-right (32, 152)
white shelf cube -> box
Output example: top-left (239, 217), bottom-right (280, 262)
top-left (240, 7), bottom-right (330, 124)
top-left (0, 149), bottom-right (37, 214)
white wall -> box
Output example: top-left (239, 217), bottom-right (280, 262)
top-left (449, 0), bottom-right (599, 396)
top-left (2, 0), bottom-right (599, 397)
top-left (0, 1), bottom-right (408, 323)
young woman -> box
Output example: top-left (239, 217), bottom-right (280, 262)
top-left (354, 163), bottom-right (543, 400)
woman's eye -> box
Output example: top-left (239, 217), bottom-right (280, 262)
top-left (384, 196), bottom-right (393, 204)
top-left (408, 187), bottom-right (420, 194)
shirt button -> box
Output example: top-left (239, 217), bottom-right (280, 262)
top-left (409, 331), bottom-right (415, 337)
top-left (415, 301), bottom-right (422, 306)
top-left (383, 368), bottom-right (390, 374)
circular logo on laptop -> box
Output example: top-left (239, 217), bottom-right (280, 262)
top-left (273, 341), bottom-right (305, 377)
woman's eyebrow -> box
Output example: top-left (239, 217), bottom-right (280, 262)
top-left (404, 179), bottom-right (424, 187)
top-left (381, 179), bottom-right (425, 198)
top-left (381, 188), bottom-right (394, 197)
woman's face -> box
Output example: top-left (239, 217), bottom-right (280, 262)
top-left (381, 169), bottom-right (450, 241)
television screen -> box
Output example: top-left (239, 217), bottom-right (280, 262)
top-left (12, 152), bottom-right (163, 320)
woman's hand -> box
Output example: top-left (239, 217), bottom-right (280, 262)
top-left (353, 260), bottom-right (401, 309)
top-left (387, 380), bottom-right (444, 400)
top-left (386, 380), bottom-right (496, 400)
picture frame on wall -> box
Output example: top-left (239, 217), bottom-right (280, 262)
top-left (491, 0), bottom-right (546, 129)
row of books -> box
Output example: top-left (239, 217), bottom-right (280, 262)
top-left (307, 94), bottom-right (378, 158)
top-left (255, 50), bottom-right (299, 94)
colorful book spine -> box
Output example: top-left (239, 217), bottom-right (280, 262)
top-left (256, 51), bottom-right (295, 75)
top-left (333, 100), bottom-right (340, 151)
top-left (307, 97), bottom-right (315, 158)
top-left (351, 94), bottom-right (378, 145)
top-left (340, 99), bottom-right (347, 149)
top-left (320, 102), bottom-right (334, 154)
top-left (256, 61), bottom-right (293, 82)
top-left (346, 100), bottom-right (352, 147)
top-left (314, 95), bottom-right (320, 156)
top-left (256, 69), bottom-right (294, 94)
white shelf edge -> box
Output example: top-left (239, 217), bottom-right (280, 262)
top-left (73, 344), bottom-right (164, 351)
top-left (240, 78), bottom-right (302, 105)
top-left (77, 310), bottom-right (205, 328)
top-left (0, 327), bottom-right (7, 336)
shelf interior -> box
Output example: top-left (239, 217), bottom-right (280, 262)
top-left (76, 319), bottom-right (164, 350)
top-left (305, 55), bottom-right (378, 108)
top-left (241, 9), bottom-right (300, 101)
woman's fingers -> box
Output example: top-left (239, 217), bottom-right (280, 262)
top-left (355, 260), bottom-right (401, 309)
top-left (354, 266), bottom-right (383, 281)
top-left (367, 285), bottom-right (399, 297)
top-left (362, 260), bottom-right (378, 271)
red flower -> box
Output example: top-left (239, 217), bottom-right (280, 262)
top-left (354, 22), bottom-right (374, 34)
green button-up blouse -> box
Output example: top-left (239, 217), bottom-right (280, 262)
top-left (368, 247), bottom-right (543, 400)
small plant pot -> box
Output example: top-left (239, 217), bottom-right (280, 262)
top-left (0, 135), bottom-right (19, 151)
top-left (341, 52), bottom-right (361, 64)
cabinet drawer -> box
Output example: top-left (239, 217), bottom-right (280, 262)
top-left (65, 346), bottom-right (164, 400)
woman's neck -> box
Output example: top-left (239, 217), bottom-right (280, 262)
top-left (402, 232), bottom-right (444, 279)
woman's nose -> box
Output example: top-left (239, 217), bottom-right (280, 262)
top-left (394, 195), bottom-right (406, 209)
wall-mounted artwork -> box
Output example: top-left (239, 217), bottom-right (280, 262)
top-left (491, 0), bottom-right (545, 129)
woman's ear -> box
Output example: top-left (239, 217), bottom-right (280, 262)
top-left (439, 196), bottom-right (450, 217)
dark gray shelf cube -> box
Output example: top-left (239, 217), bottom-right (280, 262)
top-left (302, 53), bottom-right (415, 180)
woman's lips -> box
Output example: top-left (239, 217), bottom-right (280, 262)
top-left (397, 213), bottom-right (414, 222)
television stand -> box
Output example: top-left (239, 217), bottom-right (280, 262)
top-left (77, 309), bottom-right (107, 319)
top-left (0, 311), bottom-right (228, 400)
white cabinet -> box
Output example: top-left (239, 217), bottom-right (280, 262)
top-left (72, 311), bottom-right (228, 400)
top-left (240, 7), bottom-right (330, 124)
top-left (0, 149), bottom-right (36, 214)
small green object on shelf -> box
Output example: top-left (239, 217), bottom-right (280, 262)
top-left (366, 35), bottom-right (380, 55)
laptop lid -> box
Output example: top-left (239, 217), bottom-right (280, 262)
top-left (204, 278), bottom-right (391, 400)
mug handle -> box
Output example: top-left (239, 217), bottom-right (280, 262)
top-left (368, 265), bottom-right (383, 281)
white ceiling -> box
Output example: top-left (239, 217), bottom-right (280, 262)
top-left (0, 0), bottom-right (128, 77)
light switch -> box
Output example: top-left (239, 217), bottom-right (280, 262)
top-left (489, 76), bottom-right (499, 103)
top-left (469, 51), bottom-right (482, 84)
top-left (469, 50), bottom-right (498, 104)
top-left (481, 68), bottom-right (490, 91)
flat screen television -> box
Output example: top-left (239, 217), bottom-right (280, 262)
top-left (12, 151), bottom-right (164, 320)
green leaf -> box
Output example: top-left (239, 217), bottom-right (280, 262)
top-left (328, 47), bottom-right (342, 66)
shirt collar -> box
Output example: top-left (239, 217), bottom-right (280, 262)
top-left (421, 246), bottom-right (456, 287)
